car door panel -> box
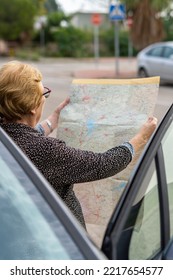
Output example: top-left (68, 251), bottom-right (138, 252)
top-left (144, 46), bottom-right (164, 76)
top-left (161, 47), bottom-right (173, 80)
top-left (161, 60), bottom-right (173, 81)
top-left (145, 56), bottom-right (164, 76)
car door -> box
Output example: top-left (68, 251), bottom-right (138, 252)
top-left (144, 46), bottom-right (165, 77)
top-left (102, 104), bottom-right (173, 260)
top-left (161, 46), bottom-right (173, 81)
top-left (0, 127), bottom-right (106, 260)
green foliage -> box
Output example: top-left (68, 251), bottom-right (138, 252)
top-left (52, 26), bottom-right (92, 57)
top-left (45, 0), bottom-right (60, 13)
top-left (47, 12), bottom-right (70, 27)
top-left (36, 11), bottom-right (72, 44)
top-left (163, 16), bottom-right (173, 41)
top-left (34, 11), bottom-right (87, 57)
top-left (15, 48), bottom-right (40, 61)
top-left (100, 27), bottom-right (137, 57)
top-left (0, 0), bottom-right (38, 41)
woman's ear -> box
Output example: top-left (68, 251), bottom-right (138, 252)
top-left (30, 108), bottom-right (36, 115)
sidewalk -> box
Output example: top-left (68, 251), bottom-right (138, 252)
top-left (73, 57), bottom-right (137, 79)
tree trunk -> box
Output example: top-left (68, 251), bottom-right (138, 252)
top-left (131, 0), bottom-right (165, 50)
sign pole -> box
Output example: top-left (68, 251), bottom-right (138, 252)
top-left (128, 34), bottom-right (133, 58)
top-left (109, 1), bottom-right (126, 77)
top-left (91, 13), bottom-right (101, 67)
top-left (114, 20), bottom-right (120, 76)
top-left (94, 25), bottom-right (99, 66)
top-left (127, 16), bottom-right (133, 59)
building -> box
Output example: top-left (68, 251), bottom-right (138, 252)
top-left (70, 11), bottom-right (110, 30)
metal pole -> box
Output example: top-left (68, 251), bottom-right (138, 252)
top-left (114, 20), bottom-right (120, 76)
top-left (94, 25), bottom-right (99, 66)
top-left (40, 24), bottom-right (45, 55)
top-left (128, 33), bottom-right (133, 58)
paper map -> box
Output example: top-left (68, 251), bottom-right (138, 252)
top-left (57, 77), bottom-right (160, 246)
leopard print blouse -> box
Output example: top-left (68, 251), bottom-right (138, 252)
top-left (1, 123), bottom-right (132, 227)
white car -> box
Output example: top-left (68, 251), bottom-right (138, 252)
top-left (137, 41), bottom-right (173, 82)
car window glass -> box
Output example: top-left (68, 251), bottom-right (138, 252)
top-left (146, 46), bottom-right (163, 57)
top-left (0, 142), bottom-right (84, 260)
top-left (162, 47), bottom-right (173, 58)
top-left (161, 121), bottom-right (173, 238)
top-left (117, 160), bottom-right (161, 260)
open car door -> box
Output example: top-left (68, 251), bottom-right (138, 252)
top-left (101, 104), bottom-right (173, 260)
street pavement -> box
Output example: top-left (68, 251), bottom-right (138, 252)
top-left (73, 57), bottom-right (137, 79)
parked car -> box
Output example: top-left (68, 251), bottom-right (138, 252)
top-left (0, 103), bottom-right (173, 260)
top-left (137, 41), bottom-right (173, 82)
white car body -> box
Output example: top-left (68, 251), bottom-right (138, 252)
top-left (137, 41), bottom-right (173, 82)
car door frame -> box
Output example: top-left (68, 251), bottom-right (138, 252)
top-left (102, 104), bottom-right (173, 260)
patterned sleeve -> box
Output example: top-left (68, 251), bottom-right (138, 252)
top-left (43, 138), bottom-right (132, 186)
top-left (35, 123), bottom-right (45, 135)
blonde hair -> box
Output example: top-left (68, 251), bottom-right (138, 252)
top-left (0, 60), bottom-right (43, 121)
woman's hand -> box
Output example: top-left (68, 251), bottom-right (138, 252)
top-left (137, 116), bottom-right (158, 143)
top-left (47, 97), bottom-right (70, 130)
top-left (40, 97), bottom-right (70, 136)
top-left (129, 116), bottom-right (158, 154)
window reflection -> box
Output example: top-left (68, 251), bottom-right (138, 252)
top-left (0, 143), bottom-right (83, 260)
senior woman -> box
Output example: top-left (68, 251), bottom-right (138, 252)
top-left (0, 60), bottom-right (157, 228)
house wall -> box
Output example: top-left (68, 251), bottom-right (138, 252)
top-left (71, 12), bottom-right (111, 30)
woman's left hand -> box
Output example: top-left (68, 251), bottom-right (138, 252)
top-left (40, 97), bottom-right (70, 136)
top-left (48, 97), bottom-right (70, 130)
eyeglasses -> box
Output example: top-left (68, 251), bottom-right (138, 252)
top-left (43, 87), bottom-right (51, 98)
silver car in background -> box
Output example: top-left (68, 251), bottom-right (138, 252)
top-left (137, 41), bottom-right (173, 82)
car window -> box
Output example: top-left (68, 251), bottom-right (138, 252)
top-left (161, 121), bottom-right (173, 238)
top-left (146, 46), bottom-right (163, 57)
top-left (0, 142), bottom-right (84, 260)
top-left (162, 47), bottom-right (173, 58)
top-left (116, 160), bottom-right (161, 260)
top-left (128, 162), bottom-right (161, 259)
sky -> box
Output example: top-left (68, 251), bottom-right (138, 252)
top-left (57, 0), bottom-right (109, 14)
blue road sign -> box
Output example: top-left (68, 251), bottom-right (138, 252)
top-left (109, 4), bottom-right (126, 21)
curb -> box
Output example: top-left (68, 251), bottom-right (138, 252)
top-left (73, 69), bottom-right (137, 79)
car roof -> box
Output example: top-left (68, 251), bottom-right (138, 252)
top-left (140, 41), bottom-right (173, 53)
top-left (151, 41), bottom-right (173, 46)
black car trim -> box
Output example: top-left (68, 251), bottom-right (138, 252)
top-left (102, 104), bottom-right (173, 259)
top-left (0, 127), bottom-right (105, 260)
top-left (155, 146), bottom-right (170, 248)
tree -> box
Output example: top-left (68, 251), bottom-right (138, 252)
top-left (122, 0), bottom-right (172, 50)
top-left (0, 0), bottom-right (38, 41)
top-left (44, 0), bottom-right (61, 13)
top-left (44, 11), bottom-right (71, 42)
